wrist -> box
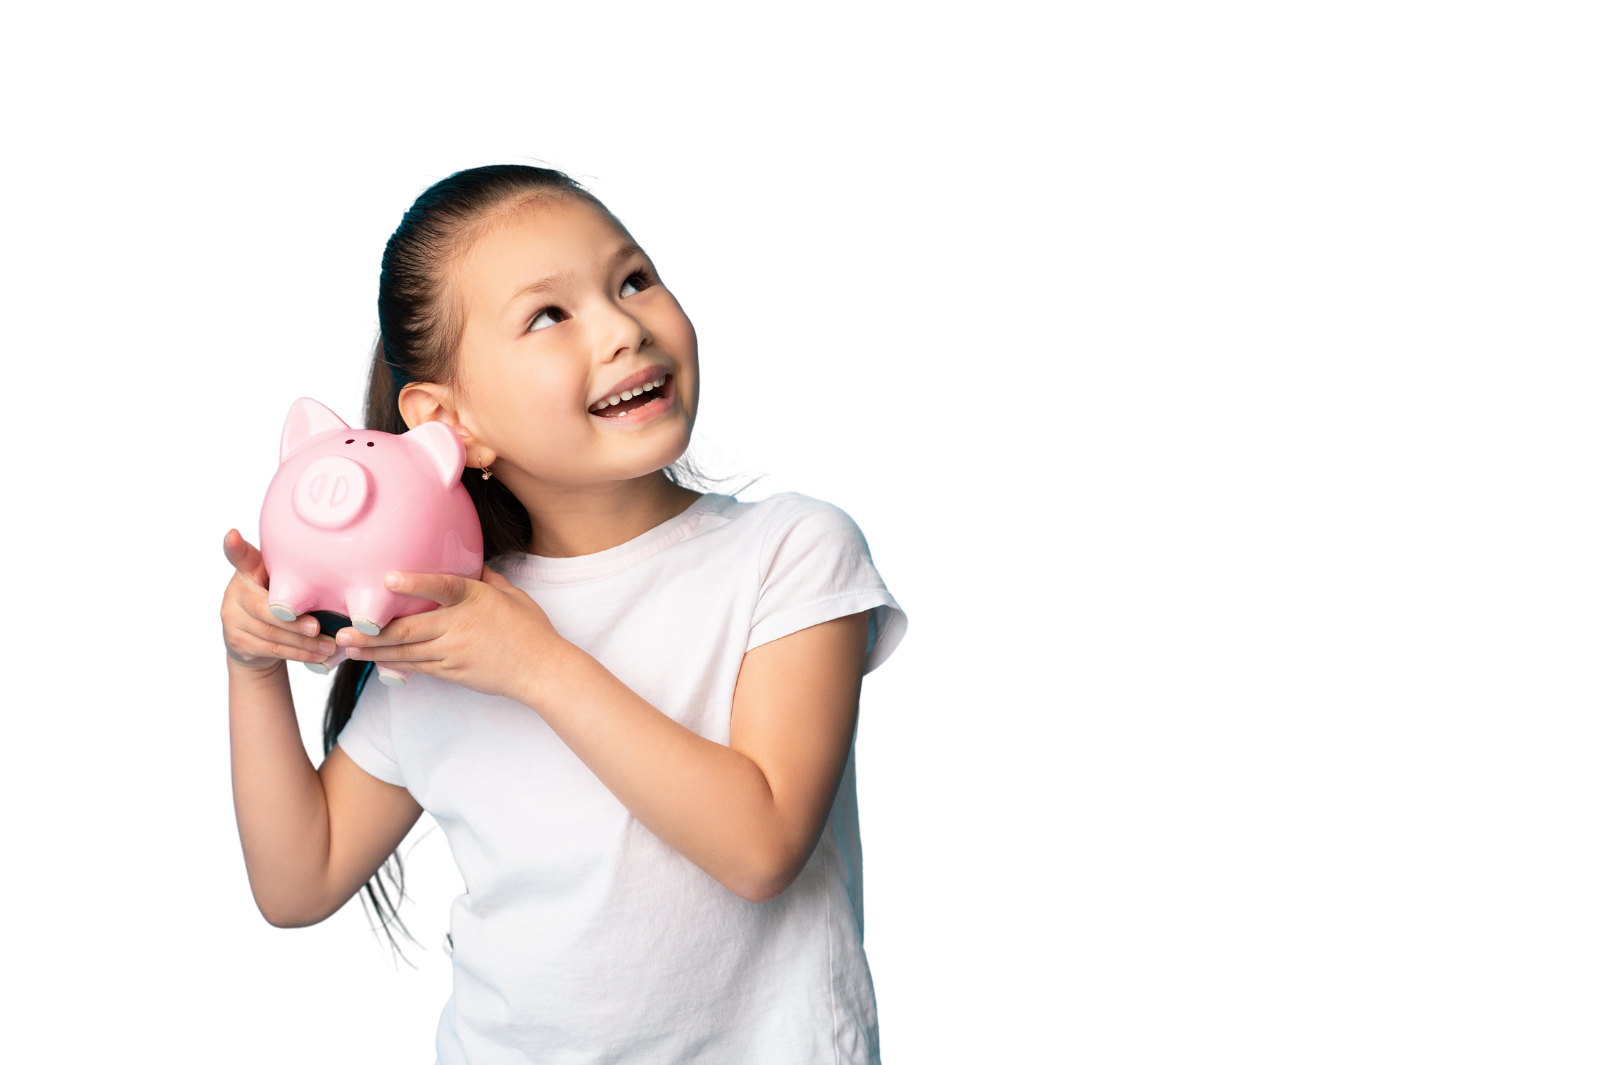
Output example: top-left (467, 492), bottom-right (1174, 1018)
top-left (514, 633), bottom-right (585, 711)
top-left (227, 654), bottom-right (289, 689)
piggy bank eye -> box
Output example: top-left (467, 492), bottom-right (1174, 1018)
top-left (345, 439), bottom-right (354, 444)
top-left (367, 441), bottom-right (375, 447)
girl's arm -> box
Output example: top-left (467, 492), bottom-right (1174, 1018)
top-left (534, 609), bottom-right (869, 903)
top-left (338, 570), bottom-right (869, 903)
top-left (222, 531), bottom-right (424, 926)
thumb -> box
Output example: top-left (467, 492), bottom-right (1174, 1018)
top-left (223, 529), bottom-right (267, 582)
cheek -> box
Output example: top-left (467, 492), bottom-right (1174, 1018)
top-left (477, 352), bottom-right (586, 440)
top-left (649, 294), bottom-right (700, 348)
top-left (653, 307), bottom-right (700, 384)
top-left (522, 365), bottom-right (587, 426)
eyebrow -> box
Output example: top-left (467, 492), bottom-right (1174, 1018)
top-left (501, 245), bottom-right (649, 313)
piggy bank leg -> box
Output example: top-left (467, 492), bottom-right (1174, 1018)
top-left (343, 587), bottom-right (404, 637)
top-left (304, 646), bottom-right (349, 676)
top-left (265, 574), bottom-right (317, 623)
top-left (343, 589), bottom-right (409, 683)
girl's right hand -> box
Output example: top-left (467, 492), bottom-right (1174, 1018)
top-left (221, 529), bottom-right (336, 671)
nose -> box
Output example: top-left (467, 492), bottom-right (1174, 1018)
top-left (292, 455), bottom-right (370, 529)
top-left (595, 286), bottom-right (649, 361)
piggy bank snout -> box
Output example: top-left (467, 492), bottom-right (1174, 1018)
top-left (292, 455), bottom-right (370, 529)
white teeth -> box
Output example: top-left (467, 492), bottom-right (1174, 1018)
top-left (590, 377), bottom-right (667, 413)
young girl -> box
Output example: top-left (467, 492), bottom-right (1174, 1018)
top-left (220, 165), bottom-right (905, 1064)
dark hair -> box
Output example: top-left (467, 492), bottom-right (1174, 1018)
top-left (353, 155), bottom-right (745, 562)
top-left (321, 164), bottom-right (616, 956)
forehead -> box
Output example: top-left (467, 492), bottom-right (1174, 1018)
top-left (457, 196), bottom-right (632, 297)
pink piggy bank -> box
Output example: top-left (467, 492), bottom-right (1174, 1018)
top-left (259, 397), bottom-right (484, 687)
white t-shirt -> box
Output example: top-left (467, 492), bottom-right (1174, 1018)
top-left (337, 493), bottom-right (906, 1065)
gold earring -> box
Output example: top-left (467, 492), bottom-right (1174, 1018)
top-left (480, 461), bottom-right (493, 481)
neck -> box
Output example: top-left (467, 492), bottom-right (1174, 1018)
top-left (503, 470), bottom-right (701, 558)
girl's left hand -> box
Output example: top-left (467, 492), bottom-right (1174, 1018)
top-left (335, 568), bottom-right (569, 702)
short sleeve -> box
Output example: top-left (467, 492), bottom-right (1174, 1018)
top-left (335, 670), bottom-right (407, 787)
top-left (747, 495), bottom-right (907, 673)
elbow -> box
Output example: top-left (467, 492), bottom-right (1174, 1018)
top-left (259, 905), bottom-right (330, 929)
top-left (732, 880), bottom-right (790, 905)
top-left (254, 890), bottom-right (334, 929)
top-left (256, 901), bottom-right (302, 927)
top-left (723, 847), bottom-right (807, 905)
top-left (251, 881), bottom-right (291, 927)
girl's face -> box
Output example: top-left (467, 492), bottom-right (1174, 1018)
top-left (448, 196), bottom-right (699, 490)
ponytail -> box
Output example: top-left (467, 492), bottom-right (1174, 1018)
top-left (315, 642), bottom-right (448, 1055)
top-left (320, 165), bottom-right (587, 955)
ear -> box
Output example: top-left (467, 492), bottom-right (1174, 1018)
top-left (280, 398), bottom-right (350, 463)
top-left (404, 420), bottom-right (466, 489)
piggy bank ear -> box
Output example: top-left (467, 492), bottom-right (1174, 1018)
top-left (403, 420), bottom-right (467, 489)
top-left (280, 398), bottom-right (350, 463)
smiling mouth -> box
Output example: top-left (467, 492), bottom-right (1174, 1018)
top-left (589, 374), bottom-right (672, 419)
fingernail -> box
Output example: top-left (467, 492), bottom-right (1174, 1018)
top-left (318, 638), bottom-right (336, 654)
top-left (303, 620), bottom-right (320, 635)
top-left (384, 573), bottom-right (400, 590)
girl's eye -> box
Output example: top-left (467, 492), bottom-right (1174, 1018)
top-left (528, 272), bottom-right (647, 331)
top-left (620, 272), bottom-right (651, 298)
top-left (529, 307), bottom-right (567, 332)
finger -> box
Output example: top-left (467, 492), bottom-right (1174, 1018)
top-left (228, 608), bottom-right (323, 647)
top-left (227, 607), bottom-right (336, 653)
top-left (345, 639), bottom-right (444, 665)
top-left (384, 570), bottom-right (474, 608)
top-left (334, 620), bottom-right (376, 647)
top-left (227, 579), bottom-right (325, 639)
top-left (373, 657), bottom-right (444, 680)
top-left (222, 575), bottom-right (331, 642)
top-left (229, 629), bottom-right (336, 664)
top-left (222, 529), bottom-right (267, 583)
top-left (222, 528), bottom-right (255, 569)
top-left (334, 609), bottom-right (450, 647)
